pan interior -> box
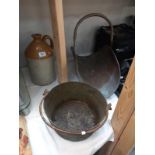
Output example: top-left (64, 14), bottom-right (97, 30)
top-left (51, 100), bottom-right (99, 132)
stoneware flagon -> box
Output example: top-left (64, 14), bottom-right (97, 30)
top-left (25, 34), bottom-right (56, 85)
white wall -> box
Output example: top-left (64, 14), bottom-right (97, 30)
top-left (19, 0), bottom-right (135, 67)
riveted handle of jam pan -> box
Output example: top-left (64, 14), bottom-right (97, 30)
top-left (106, 103), bottom-right (112, 111)
top-left (39, 90), bottom-right (54, 129)
top-left (42, 89), bottom-right (49, 97)
top-left (42, 35), bottom-right (54, 49)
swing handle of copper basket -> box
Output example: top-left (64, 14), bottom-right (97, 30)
top-left (72, 13), bottom-right (114, 57)
top-left (72, 13), bottom-right (114, 76)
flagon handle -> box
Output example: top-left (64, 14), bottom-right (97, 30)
top-left (42, 35), bottom-right (54, 49)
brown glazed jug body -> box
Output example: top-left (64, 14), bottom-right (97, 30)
top-left (25, 34), bottom-right (56, 85)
